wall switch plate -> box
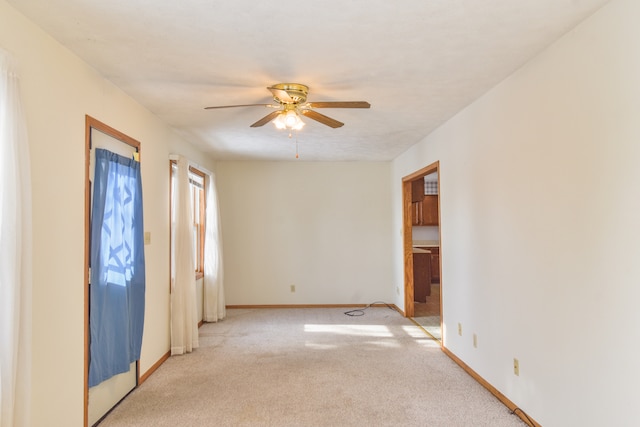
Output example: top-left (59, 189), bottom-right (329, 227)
top-left (290, 285), bottom-right (296, 293)
top-left (473, 334), bottom-right (478, 348)
top-left (513, 358), bottom-right (520, 376)
top-left (144, 232), bottom-right (151, 245)
top-left (458, 323), bottom-right (462, 336)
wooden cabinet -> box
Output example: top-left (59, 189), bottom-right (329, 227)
top-left (411, 195), bottom-right (438, 226)
top-left (416, 246), bottom-right (440, 283)
top-left (429, 247), bottom-right (440, 282)
top-left (411, 179), bottom-right (425, 203)
top-left (421, 195), bottom-right (438, 225)
top-left (413, 249), bottom-right (431, 302)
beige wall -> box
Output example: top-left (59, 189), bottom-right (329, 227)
top-left (0, 1), bottom-right (214, 425)
top-left (391, 0), bottom-right (639, 425)
top-left (216, 161), bottom-right (393, 305)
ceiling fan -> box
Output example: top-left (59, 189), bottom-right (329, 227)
top-left (204, 83), bottom-right (370, 129)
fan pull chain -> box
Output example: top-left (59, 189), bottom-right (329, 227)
top-left (295, 131), bottom-right (299, 159)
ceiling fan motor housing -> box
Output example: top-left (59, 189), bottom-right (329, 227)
top-left (271, 83), bottom-right (309, 104)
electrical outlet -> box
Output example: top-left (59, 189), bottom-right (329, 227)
top-left (144, 231), bottom-right (151, 245)
top-left (458, 323), bottom-right (462, 336)
top-left (473, 334), bottom-right (478, 348)
top-left (290, 285), bottom-right (296, 293)
top-left (513, 358), bottom-right (520, 376)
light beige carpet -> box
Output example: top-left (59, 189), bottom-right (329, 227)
top-left (98, 308), bottom-right (525, 427)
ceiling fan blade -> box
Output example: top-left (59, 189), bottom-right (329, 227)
top-left (250, 110), bottom-right (282, 127)
top-left (204, 103), bottom-right (273, 110)
top-left (306, 101), bottom-right (371, 109)
top-left (267, 86), bottom-right (294, 103)
top-left (300, 110), bottom-right (344, 128)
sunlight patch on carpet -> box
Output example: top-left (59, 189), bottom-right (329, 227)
top-left (304, 324), bottom-right (393, 337)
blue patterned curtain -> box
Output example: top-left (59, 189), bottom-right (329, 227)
top-left (89, 148), bottom-right (145, 387)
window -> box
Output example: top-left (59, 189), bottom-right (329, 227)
top-left (189, 168), bottom-right (205, 276)
top-left (171, 162), bottom-right (206, 278)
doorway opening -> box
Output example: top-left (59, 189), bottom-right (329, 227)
top-left (84, 116), bottom-right (142, 426)
top-left (402, 161), bottom-right (441, 342)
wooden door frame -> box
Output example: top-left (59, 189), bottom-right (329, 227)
top-left (402, 161), bottom-right (440, 320)
top-left (84, 115), bottom-right (141, 426)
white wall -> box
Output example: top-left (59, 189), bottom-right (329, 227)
top-left (391, 0), bottom-right (640, 425)
top-left (217, 161), bottom-right (393, 305)
top-left (0, 1), bottom-right (214, 425)
top-left (412, 226), bottom-right (439, 241)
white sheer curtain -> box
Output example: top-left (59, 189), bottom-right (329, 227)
top-left (170, 156), bottom-right (198, 355)
top-left (0, 50), bottom-right (32, 427)
top-left (203, 173), bottom-right (225, 322)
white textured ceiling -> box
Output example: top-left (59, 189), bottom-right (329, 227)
top-left (9, 0), bottom-right (608, 161)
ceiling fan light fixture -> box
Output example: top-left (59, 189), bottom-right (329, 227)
top-left (273, 110), bottom-right (304, 131)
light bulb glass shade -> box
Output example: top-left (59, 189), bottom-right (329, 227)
top-left (284, 110), bottom-right (298, 127)
top-left (273, 114), bottom-right (286, 129)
